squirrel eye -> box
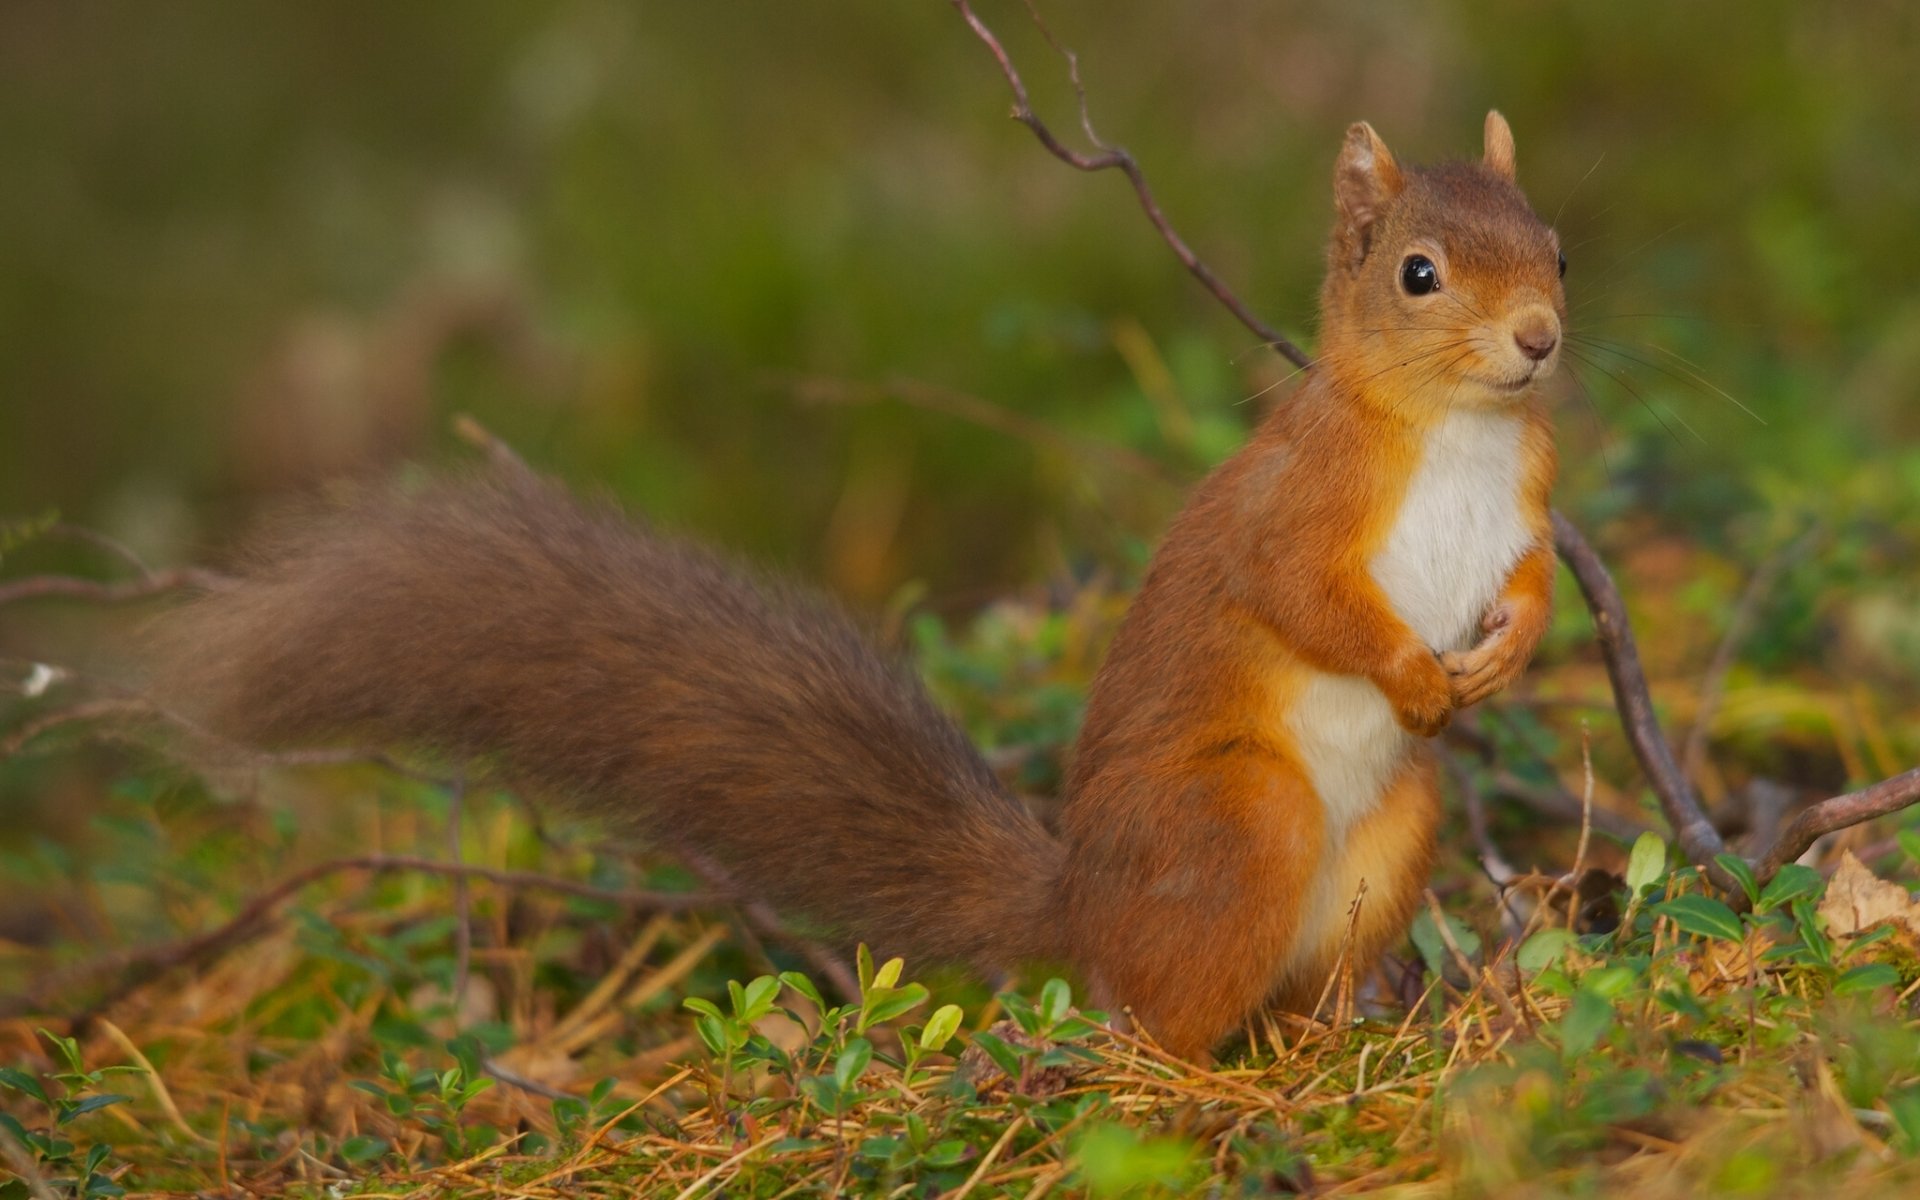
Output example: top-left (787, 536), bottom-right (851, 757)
top-left (1558, 249), bottom-right (1568, 278)
top-left (1400, 255), bottom-right (1439, 296)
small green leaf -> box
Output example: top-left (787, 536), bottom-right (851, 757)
top-left (1039, 978), bottom-right (1073, 1027)
top-left (1076, 1122), bottom-right (1198, 1197)
top-left (856, 944), bottom-right (876, 994)
top-left (1655, 894), bottom-right (1745, 941)
top-left (1757, 863), bottom-right (1824, 913)
top-left (919, 1004), bottom-right (965, 1052)
top-left (1581, 965), bottom-right (1639, 999)
top-left (861, 983), bottom-right (930, 1028)
top-left (682, 997), bottom-right (723, 1020)
top-left (0, 1066), bottom-right (50, 1105)
top-left (924, 1138), bottom-right (973, 1167)
top-left (57, 1093), bottom-right (131, 1124)
top-left (1558, 989), bottom-right (1614, 1056)
top-left (1517, 928), bottom-right (1575, 974)
top-left (834, 1038), bottom-right (873, 1091)
top-left (1625, 833), bottom-right (1668, 895)
top-left (858, 1135), bottom-right (902, 1161)
top-left (779, 971), bottom-right (825, 1012)
top-left (1715, 854), bottom-right (1759, 906)
top-left (37, 1028), bottom-right (85, 1074)
top-left (693, 1014), bottom-right (730, 1058)
top-left (741, 975), bottom-right (782, 1021)
top-left (969, 1031), bottom-right (1023, 1077)
top-left (1409, 908), bottom-right (1480, 975)
top-left (1834, 963), bottom-right (1902, 995)
top-left (870, 956), bottom-right (904, 992)
top-left (1889, 1086), bottom-right (1920, 1153)
top-left (340, 1134), bottom-right (388, 1164)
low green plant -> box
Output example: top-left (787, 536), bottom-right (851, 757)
top-left (0, 1029), bottom-right (139, 1199)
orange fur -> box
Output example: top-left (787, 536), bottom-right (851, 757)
top-left (1062, 111), bottom-right (1565, 1058)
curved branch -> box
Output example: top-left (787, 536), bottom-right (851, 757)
top-left (1755, 767), bottom-right (1920, 880)
top-left (4, 854), bottom-right (730, 1023)
top-left (1551, 512), bottom-right (1735, 886)
top-left (0, 566), bottom-right (229, 608)
top-left (950, 0), bottom-right (1311, 368)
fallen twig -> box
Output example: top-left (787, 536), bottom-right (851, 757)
top-left (4, 854), bottom-right (728, 1023)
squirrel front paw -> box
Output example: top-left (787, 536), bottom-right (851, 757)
top-left (1380, 644), bottom-right (1454, 737)
top-left (1441, 601), bottom-right (1543, 708)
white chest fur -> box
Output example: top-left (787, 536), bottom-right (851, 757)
top-left (1283, 409), bottom-right (1530, 836)
top-left (1370, 409), bottom-right (1532, 652)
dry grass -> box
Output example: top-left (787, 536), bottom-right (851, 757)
top-left (2, 757), bottom-right (1919, 1199)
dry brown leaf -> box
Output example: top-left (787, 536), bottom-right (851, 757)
top-left (1817, 851), bottom-right (1920, 939)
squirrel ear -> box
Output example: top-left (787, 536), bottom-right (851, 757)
top-left (1333, 121), bottom-right (1403, 269)
top-left (1483, 110), bottom-right (1517, 181)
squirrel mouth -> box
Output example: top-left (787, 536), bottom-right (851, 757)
top-left (1483, 373), bottom-right (1537, 394)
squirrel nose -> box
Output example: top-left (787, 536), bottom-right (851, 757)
top-left (1513, 325), bottom-right (1558, 362)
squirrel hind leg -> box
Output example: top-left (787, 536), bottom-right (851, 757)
top-left (1063, 748), bottom-right (1329, 1062)
top-left (1271, 749), bottom-right (1442, 1015)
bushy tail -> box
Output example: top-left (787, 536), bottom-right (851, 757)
top-left (160, 471), bottom-right (1062, 969)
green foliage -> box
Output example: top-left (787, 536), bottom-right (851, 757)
top-left (347, 1042), bottom-right (497, 1164)
top-left (0, 1030), bottom-right (139, 1199)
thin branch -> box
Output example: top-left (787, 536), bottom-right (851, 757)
top-left (670, 843), bottom-right (861, 1003)
top-left (1, 691), bottom-right (448, 787)
top-left (1754, 767), bottom-right (1920, 880)
top-left (1552, 511), bottom-right (1736, 888)
top-left (448, 767), bottom-right (474, 1019)
top-left (4, 854), bottom-right (728, 1022)
top-left (1443, 748), bottom-right (1516, 886)
top-left (452, 412), bottom-right (535, 476)
top-left (949, 0), bottom-right (1311, 368)
top-left (44, 521), bottom-right (160, 578)
top-left (0, 566), bottom-right (229, 608)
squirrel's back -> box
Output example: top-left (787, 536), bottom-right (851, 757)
top-left (162, 472), bottom-right (1063, 970)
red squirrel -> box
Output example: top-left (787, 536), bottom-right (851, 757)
top-left (163, 112), bottom-right (1563, 1061)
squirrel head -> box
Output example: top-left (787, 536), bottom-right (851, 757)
top-left (1316, 111), bottom-right (1566, 415)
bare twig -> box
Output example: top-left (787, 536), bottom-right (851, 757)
top-left (1486, 768), bottom-right (1648, 842)
top-left (1570, 722), bottom-right (1595, 885)
top-left (949, 0), bottom-right (1310, 368)
top-left (1444, 749), bottom-right (1517, 886)
top-left (44, 522), bottom-right (160, 578)
top-left (0, 566), bottom-right (229, 608)
top-left (670, 844), bottom-right (861, 1002)
top-left (452, 412), bottom-right (535, 476)
top-left (5, 854), bottom-right (727, 1022)
top-left (1, 691), bottom-right (449, 787)
top-left (1753, 767), bottom-right (1920, 880)
top-left (448, 767), bottom-right (474, 1019)
top-left (1552, 512), bottom-right (1737, 888)
top-left (1422, 888), bottom-right (1522, 1030)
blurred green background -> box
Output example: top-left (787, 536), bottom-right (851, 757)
top-left (1, 0), bottom-right (1916, 747)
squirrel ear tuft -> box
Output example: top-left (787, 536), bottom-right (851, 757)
top-left (1333, 121), bottom-right (1403, 268)
top-left (1483, 110), bottom-right (1517, 181)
